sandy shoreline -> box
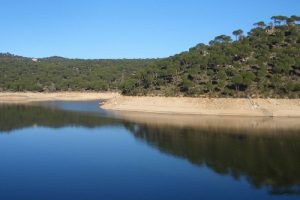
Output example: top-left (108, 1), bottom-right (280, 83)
top-left (0, 92), bottom-right (119, 103)
top-left (101, 96), bottom-right (300, 117)
top-left (1, 92), bottom-right (299, 117)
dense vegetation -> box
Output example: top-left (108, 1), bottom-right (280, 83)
top-left (1, 15), bottom-right (299, 98)
top-left (0, 55), bottom-right (154, 91)
top-left (122, 15), bottom-right (300, 98)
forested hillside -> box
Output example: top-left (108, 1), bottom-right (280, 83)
top-left (0, 54), bottom-right (154, 91)
top-left (1, 15), bottom-right (300, 98)
top-left (121, 15), bottom-right (300, 98)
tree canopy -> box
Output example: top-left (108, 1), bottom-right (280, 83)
top-left (1, 15), bottom-right (299, 98)
top-left (0, 54), bottom-right (154, 92)
top-left (121, 15), bottom-right (300, 98)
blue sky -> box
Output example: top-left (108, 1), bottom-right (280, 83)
top-left (0, 0), bottom-right (299, 59)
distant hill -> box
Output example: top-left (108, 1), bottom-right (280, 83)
top-left (0, 53), bottom-right (154, 92)
top-left (121, 15), bottom-right (300, 98)
top-left (1, 15), bottom-right (299, 98)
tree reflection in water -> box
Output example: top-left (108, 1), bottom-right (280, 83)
top-left (0, 103), bottom-right (299, 196)
top-left (124, 122), bottom-right (300, 195)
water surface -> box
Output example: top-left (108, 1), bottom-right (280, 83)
top-left (0, 101), bottom-right (299, 200)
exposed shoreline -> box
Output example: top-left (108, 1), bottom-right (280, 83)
top-left (0, 92), bottom-right (299, 117)
top-left (101, 95), bottom-right (300, 117)
top-left (0, 92), bottom-right (119, 103)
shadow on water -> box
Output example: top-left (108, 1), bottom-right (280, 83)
top-left (0, 102), bottom-right (300, 196)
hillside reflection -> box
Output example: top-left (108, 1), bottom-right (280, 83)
top-left (0, 104), bottom-right (121, 132)
top-left (124, 122), bottom-right (300, 195)
top-left (0, 103), bottom-right (300, 195)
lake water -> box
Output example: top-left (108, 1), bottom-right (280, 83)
top-left (0, 101), bottom-right (299, 200)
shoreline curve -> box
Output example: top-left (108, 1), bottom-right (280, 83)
top-left (101, 95), bottom-right (300, 117)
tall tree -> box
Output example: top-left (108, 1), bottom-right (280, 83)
top-left (209, 35), bottom-right (232, 45)
top-left (232, 29), bottom-right (244, 40)
top-left (271, 15), bottom-right (288, 26)
top-left (254, 21), bottom-right (266, 28)
top-left (287, 15), bottom-right (300, 25)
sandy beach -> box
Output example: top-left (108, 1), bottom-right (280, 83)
top-left (0, 92), bottom-right (119, 103)
top-left (101, 95), bottom-right (300, 117)
top-left (1, 92), bottom-right (299, 117)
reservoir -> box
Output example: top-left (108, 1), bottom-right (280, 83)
top-left (0, 101), bottom-right (299, 200)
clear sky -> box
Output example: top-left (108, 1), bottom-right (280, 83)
top-left (1, 0), bottom-right (299, 59)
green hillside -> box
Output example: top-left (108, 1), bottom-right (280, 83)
top-left (121, 15), bottom-right (300, 98)
top-left (0, 54), bottom-right (154, 92)
top-left (1, 15), bottom-right (300, 98)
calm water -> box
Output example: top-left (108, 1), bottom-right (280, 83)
top-left (0, 101), bottom-right (299, 200)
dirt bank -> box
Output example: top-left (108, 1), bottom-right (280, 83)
top-left (101, 96), bottom-right (300, 117)
top-left (0, 92), bottom-right (119, 104)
